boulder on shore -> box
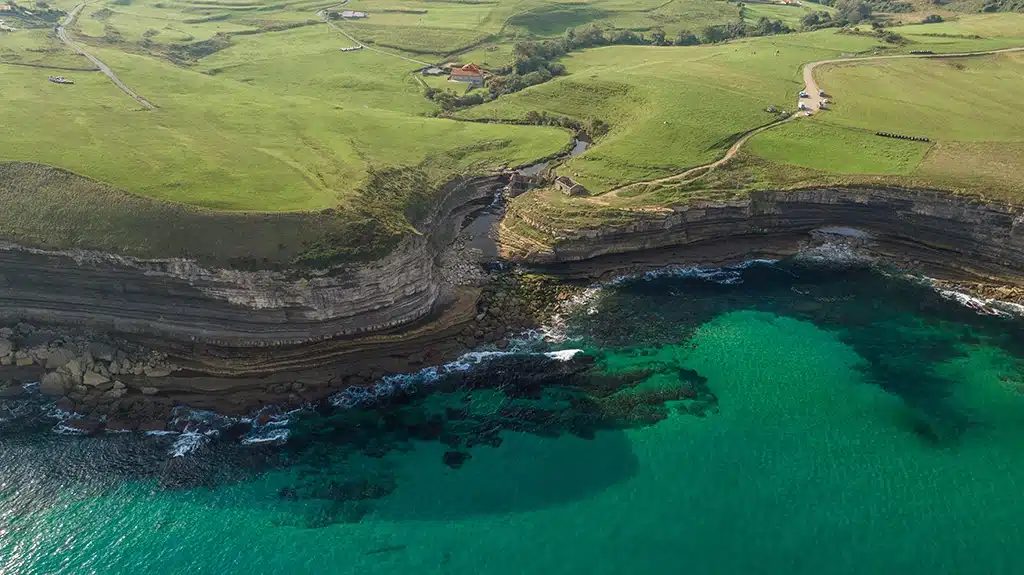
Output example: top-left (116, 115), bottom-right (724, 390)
top-left (63, 419), bottom-right (104, 435)
top-left (144, 366), bottom-right (172, 378)
top-left (83, 371), bottom-right (111, 387)
top-left (40, 371), bottom-right (71, 396)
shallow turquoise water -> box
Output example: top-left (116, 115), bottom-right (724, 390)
top-left (2, 264), bottom-right (1023, 574)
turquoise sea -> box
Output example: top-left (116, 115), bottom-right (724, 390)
top-left (2, 262), bottom-right (1023, 574)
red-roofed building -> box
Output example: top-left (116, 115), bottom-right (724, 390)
top-left (449, 63), bottom-right (485, 87)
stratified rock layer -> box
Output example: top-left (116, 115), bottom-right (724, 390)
top-left (0, 175), bottom-right (505, 348)
top-left (501, 188), bottom-right (1024, 285)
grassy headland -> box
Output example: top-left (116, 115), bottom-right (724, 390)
top-left (1, 0), bottom-right (1023, 265)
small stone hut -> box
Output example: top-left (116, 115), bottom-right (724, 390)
top-left (554, 176), bottom-right (587, 196)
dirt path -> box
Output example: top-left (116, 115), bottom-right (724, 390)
top-left (801, 46), bottom-right (1024, 111)
top-left (57, 3), bottom-right (156, 109)
top-left (316, 6), bottom-right (432, 67)
top-left (595, 45), bottom-right (1024, 202)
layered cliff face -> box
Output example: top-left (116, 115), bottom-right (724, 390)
top-left (501, 188), bottom-right (1024, 285)
top-left (0, 175), bottom-right (506, 349)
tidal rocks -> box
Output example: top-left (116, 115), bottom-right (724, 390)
top-left (40, 370), bottom-right (73, 396)
top-left (82, 371), bottom-right (110, 387)
top-left (63, 419), bottom-right (104, 435)
top-left (442, 451), bottom-right (471, 469)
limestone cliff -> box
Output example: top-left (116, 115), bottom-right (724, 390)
top-left (501, 187), bottom-right (1024, 285)
top-left (0, 175), bottom-right (506, 348)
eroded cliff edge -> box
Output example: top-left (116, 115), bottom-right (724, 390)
top-left (0, 173), bottom-right (507, 357)
top-left (500, 187), bottom-right (1024, 288)
top-left (2, 183), bottom-right (1023, 424)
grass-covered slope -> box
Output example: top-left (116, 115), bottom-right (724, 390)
top-left (747, 50), bottom-right (1024, 191)
top-left (459, 31), bottom-right (889, 192)
top-left (0, 25), bottom-right (568, 213)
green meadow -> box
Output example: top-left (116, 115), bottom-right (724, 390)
top-left (459, 30), bottom-right (887, 192)
top-left (1, 0), bottom-right (1023, 261)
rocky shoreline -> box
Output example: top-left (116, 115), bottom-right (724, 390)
top-left (2, 184), bottom-right (1024, 431)
top-left (0, 268), bottom-right (580, 433)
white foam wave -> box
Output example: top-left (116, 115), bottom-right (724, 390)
top-left (328, 345), bottom-right (589, 409)
top-left (241, 428), bottom-right (290, 445)
top-left (52, 422), bottom-right (86, 435)
top-left (609, 260), bottom-right (779, 287)
top-left (546, 349), bottom-right (583, 361)
top-left (170, 431), bottom-right (212, 457)
top-left (934, 287), bottom-right (1024, 318)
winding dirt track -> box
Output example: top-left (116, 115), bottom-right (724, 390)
top-left (598, 45), bottom-right (1024, 200)
top-left (316, 7), bottom-right (432, 67)
top-left (57, 3), bottom-right (156, 109)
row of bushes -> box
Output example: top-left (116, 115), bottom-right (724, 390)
top-left (483, 16), bottom-right (792, 100)
top-left (522, 111), bottom-right (610, 139)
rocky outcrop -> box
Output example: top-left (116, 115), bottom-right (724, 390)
top-left (501, 187), bottom-right (1024, 285)
top-left (0, 175), bottom-right (507, 348)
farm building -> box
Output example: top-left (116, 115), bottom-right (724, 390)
top-left (340, 10), bottom-right (367, 18)
top-left (554, 176), bottom-right (587, 196)
top-left (0, 4), bottom-right (12, 11)
top-left (450, 63), bottom-right (485, 87)
top-left (422, 67), bottom-right (445, 76)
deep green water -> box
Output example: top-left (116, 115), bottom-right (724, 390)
top-left (2, 263), bottom-right (1024, 574)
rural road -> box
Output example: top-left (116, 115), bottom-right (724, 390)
top-left (57, 3), bottom-right (156, 109)
top-left (598, 45), bottom-right (1024, 200)
top-left (800, 45), bottom-right (1024, 111)
top-left (316, 6), bottom-right (432, 67)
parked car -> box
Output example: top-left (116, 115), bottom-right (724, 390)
top-left (798, 91), bottom-right (809, 98)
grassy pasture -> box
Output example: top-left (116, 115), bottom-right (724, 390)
top-left (817, 52), bottom-right (1024, 142)
top-left (0, 28), bottom-right (92, 68)
top-left (459, 30), bottom-right (889, 192)
top-left (746, 119), bottom-right (932, 174)
top-left (2, 0), bottom-right (1023, 261)
top-left (0, 42), bottom-right (568, 212)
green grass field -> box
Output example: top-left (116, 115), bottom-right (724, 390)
top-left (741, 49), bottom-right (1024, 194)
top-left (459, 30), bottom-right (891, 192)
top-left (0, 24), bottom-right (568, 213)
top-left (817, 52), bottom-right (1024, 141)
top-left (746, 119), bottom-right (932, 174)
top-left (0, 28), bottom-right (92, 68)
top-left (1, 0), bottom-right (1023, 263)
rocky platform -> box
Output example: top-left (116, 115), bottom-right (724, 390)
top-left (2, 184), bottom-right (1024, 426)
top-left (500, 187), bottom-right (1024, 297)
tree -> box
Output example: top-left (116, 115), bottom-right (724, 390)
top-left (650, 28), bottom-right (667, 46)
top-left (701, 25), bottom-right (729, 43)
top-left (610, 29), bottom-right (644, 44)
top-left (835, 0), bottom-right (871, 24)
top-left (674, 29), bottom-right (700, 45)
top-left (921, 14), bottom-right (944, 23)
top-left (570, 24), bottom-right (607, 48)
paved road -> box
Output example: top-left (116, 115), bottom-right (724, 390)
top-left (56, 3), bottom-right (156, 109)
top-left (316, 7), bottom-right (432, 67)
top-left (598, 45), bottom-right (1024, 200)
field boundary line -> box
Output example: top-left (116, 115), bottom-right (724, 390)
top-left (56, 3), bottom-right (157, 109)
top-left (317, 5), bottom-right (432, 67)
top-left (595, 45), bottom-right (1024, 200)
